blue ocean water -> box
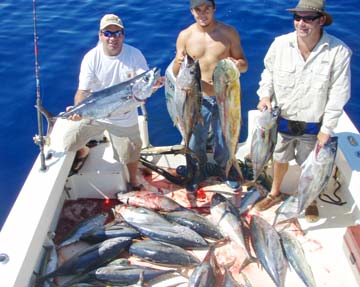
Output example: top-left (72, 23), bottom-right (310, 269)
top-left (0, 0), bottom-right (359, 229)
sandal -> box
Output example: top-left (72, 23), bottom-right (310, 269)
top-left (254, 193), bottom-right (283, 211)
top-left (70, 152), bottom-right (89, 174)
top-left (305, 201), bottom-right (319, 223)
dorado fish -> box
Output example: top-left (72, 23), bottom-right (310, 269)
top-left (297, 137), bottom-right (338, 213)
top-left (174, 55), bottom-right (203, 147)
top-left (249, 215), bottom-right (287, 287)
top-left (129, 239), bottom-right (200, 266)
top-left (60, 67), bottom-right (160, 119)
top-left (250, 107), bottom-right (280, 181)
top-left (279, 231), bottom-right (316, 287)
top-left (214, 59), bottom-right (242, 179)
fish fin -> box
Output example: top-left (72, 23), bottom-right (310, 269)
top-left (238, 255), bottom-right (257, 272)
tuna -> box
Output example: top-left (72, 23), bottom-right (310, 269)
top-left (116, 190), bottom-right (186, 212)
top-left (279, 231), bottom-right (317, 287)
top-left (249, 215), bottom-right (287, 287)
top-left (297, 137), bottom-right (338, 214)
top-left (164, 210), bottom-right (223, 240)
top-left (129, 239), bottom-right (200, 266)
top-left (214, 59), bottom-right (243, 179)
top-left (174, 54), bottom-right (203, 147)
top-left (37, 237), bottom-right (132, 284)
top-left (210, 193), bottom-right (254, 266)
top-left (57, 212), bottom-right (108, 249)
top-left (250, 107), bottom-right (280, 181)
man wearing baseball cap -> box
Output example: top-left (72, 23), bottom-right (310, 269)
top-left (63, 14), bottom-right (156, 192)
top-left (254, 0), bottom-right (352, 222)
top-left (172, 0), bottom-right (248, 191)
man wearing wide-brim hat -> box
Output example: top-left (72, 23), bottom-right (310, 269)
top-left (254, 0), bottom-right (352, 223)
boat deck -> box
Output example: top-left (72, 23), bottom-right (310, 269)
top-left (56, 139), bottom-right (360, 286)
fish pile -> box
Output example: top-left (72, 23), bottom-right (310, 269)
top-left (214, 59), bottom-right (243, 180)
top-left (36, 186), bottom-right (319, 287)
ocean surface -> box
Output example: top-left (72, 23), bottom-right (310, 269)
top-left (0, 0), bottom-right (359, 229)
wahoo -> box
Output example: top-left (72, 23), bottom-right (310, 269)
top-left (61, 67), bottom-right (160, 119)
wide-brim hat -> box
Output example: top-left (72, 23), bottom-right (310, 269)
top-left (100, 14), bottom-right (124, 30)
top-left (287, 0), bottom-right (333, 26)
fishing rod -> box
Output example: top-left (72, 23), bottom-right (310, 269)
top-left (32, 0), bottom-right (47, 171)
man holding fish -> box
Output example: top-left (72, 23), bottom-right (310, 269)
top-left (63, 14), bottom-right (163, 192)
top-left (172, 0), bottom-right (248, 191)
top-left (254, 0), bottom-right (351, 222)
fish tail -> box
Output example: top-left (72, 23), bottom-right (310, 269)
top-left (238, 255), bottom-right (257, 272)
top-left (35, 104), bottom-right (57, 139)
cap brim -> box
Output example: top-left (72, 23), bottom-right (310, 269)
top-left (100, 23), bottom-right (124, 30)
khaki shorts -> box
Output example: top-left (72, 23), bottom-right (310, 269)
top-left (63, 119), bottom-right (142, 164)
top-left (273, 132), bottom-right (317, 166)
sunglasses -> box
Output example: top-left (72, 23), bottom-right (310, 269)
top-left (293, 14), bottom-right (322, 23)
top-left (101, 30), bottom-right (123, 37)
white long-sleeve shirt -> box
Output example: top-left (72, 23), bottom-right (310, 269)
top-left (257, 31), bottom-right (352, 134)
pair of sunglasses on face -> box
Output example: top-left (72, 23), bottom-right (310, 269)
top-left (101, 30), bottom-right (123, 38)
top-left (293, 13), bottom-right (322, 23)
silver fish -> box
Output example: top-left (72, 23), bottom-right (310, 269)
top-left (214, 59), bottom-right (242, 179)
top-left (250, 215), bottom-right (287, 287)
top-left (92, 264), bottom-right (173, 286)
top-left (80, 222), bottom-right (140, 243)
top-left (165, 210), bottom-right (223, 240)
top-left (60, 67), bottom-right (160, 119)
top-left (250, 107), bottom-right (280, 181)
top-left (129, 222), bottom-right (208, 249)
top-left (116, 190), bottom-right (186, 212)
top-left (130, 239), bottom-right (200, 266)
top-left (238, 185), bottom-right (269, 215)
top-left (38, 237), bottom-right (132, 283)
top-left (210, 193), bottom-right (254, 267)
top-left (57, 212), bottom-right (108, 249)
top-left (297, 137), bottom-right (338, 213)
top-left (174, 55), bottom-right (203, 147)
top-left (114, 205), bottom-right (170, 226)
top-left (188, 245), bottom-right (218, 287)
top-left (279, 231), bottom-right (317, 287)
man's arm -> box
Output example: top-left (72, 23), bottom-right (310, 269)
top-left (172, 30), bottom-right (187, 77)
top-left (229, 27), bottom-right (248, 73)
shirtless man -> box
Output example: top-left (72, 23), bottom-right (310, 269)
top-left (173, 0), bottom-right (248, 191)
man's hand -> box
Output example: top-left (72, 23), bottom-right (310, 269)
top-left (152, 76), bottom-right (166, 93)
top-left (65, 106), bottom-right (82, 121)
top-left (317, 131), bottom-right (330, 147)
top-left (257, 97), bottom-right (272, 112)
